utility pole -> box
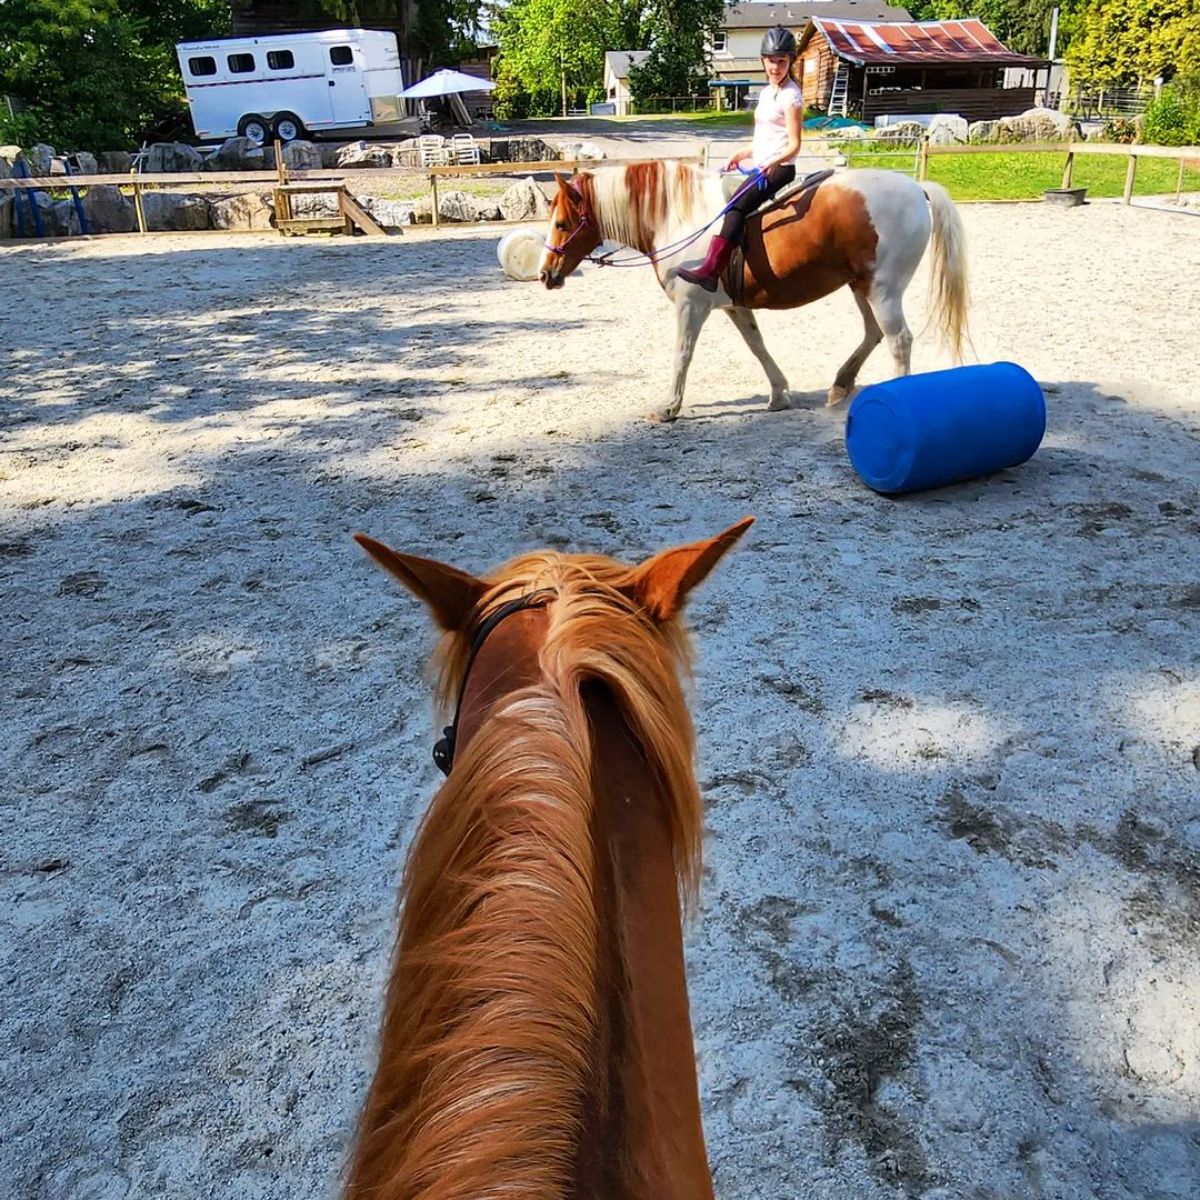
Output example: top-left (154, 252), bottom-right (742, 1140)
top-left (560, 48), bottom-right (567, 118)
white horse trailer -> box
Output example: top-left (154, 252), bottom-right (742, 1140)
top-left (175, 29), bottom-right (404, 144)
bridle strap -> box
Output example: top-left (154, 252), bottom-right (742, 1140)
top-left (433, 589), bottom-right (557, 776)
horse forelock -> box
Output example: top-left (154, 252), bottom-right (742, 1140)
top-left (346, 550), bottom-right (703, 1200)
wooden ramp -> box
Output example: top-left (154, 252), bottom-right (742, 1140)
top-left (273, 181), bottom-right (388, 238)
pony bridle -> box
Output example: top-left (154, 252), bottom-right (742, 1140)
top-left (433, 589), bottom-right (557, 775)
top-left (543, 200), bottom-right (601, 268)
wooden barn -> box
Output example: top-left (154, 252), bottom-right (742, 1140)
top-left (798, 17), bottom-right (1049, 123)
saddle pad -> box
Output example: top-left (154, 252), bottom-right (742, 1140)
top-left (719, 167), bottom-right (835, 214)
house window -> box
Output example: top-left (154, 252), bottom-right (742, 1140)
top-left (188, 56), bottom-right (217, 77)
top-left (227, 53), bottom-right (255, 73)
top-left (267, 50), bottom-right (295, 70)
top-left (330, 45), bottom-right (353, 66)
top-left (712, 31), bottom-right (727, 53)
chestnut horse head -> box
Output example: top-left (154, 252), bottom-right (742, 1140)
top-left (539, 173), bottom-right (602, 289)
top-left (346, 518), bottom-right (754, 1200)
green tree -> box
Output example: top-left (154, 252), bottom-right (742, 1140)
top-left (628, 0), bottom-right (723, 101)
top-left (491, 0), bottom-right (646, 117)
top-left (0, 0), bottom-right (229, 149)
top-left (1065, 0), bottom-right (1199, 88)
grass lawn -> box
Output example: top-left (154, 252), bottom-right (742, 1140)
top-left (621, 111), bottom-right (753, 128)
top-left (838, 141), bottom-right (1200, 201)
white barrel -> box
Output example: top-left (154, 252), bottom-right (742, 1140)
top-left (497, 227), bottom-right (544, 282)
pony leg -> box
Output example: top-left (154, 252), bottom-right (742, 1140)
top-left (725, 308), bottom-right (792, 411)
top-left (653, 298), bottom-right (711, 423)
top-left (827, 286), bottom-right (883, 407)
top-left (866, 287), bottom-right (914, 379)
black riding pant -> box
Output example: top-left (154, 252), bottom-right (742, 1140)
top-left (719, 164), bottom-right (796, 243)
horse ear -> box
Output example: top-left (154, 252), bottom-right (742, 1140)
top-left (627, 517), bottom-right (754, 623)
top-left (555, 172), bottom-right (580, 200)
top-left (353, 533), bottom-right (487, 632)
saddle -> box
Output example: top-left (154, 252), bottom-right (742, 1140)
top-left (719, 169), bottom-right (835, 306)
top-left (719, 167), bottom-right (835, 216)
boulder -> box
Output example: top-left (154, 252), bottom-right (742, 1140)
top-left (475, 201), bottom-right (502, 221)
top-left (489, 136), bottom-right (559, 163)
top-left (359, 196), bottom-right (417, 228)
top-left (51, 197), bottom-right (82, 236)
top-left (499, 176), bottom-right (551, 222)
top-left (28, 143), bottom-right (55, 176)
top-left (411, 189), bottom-right (488, 223)
top-left (998, 108), bottom-right (1079, 143)
top-left (211, 192), bottom-right (274, 230)
top-left (81, 185), bottom-right (136, 233)
top-left (926, 114), bottom-right (968, 145)
top-left (560, 140), bottom-right (606, 161)
top-left (142, 192), bottom-right (212, 230)
top-left (319, 142), bottom-right (344, 169)
top-left (390, 137), bottom-right (424, 168)
top-left (98, 150), bottom-right (133, 173)
top-left (143, 142), bottom-right (207, 173)
top-left (0, 194), bottom-right (12, 239)
top-left (967, 120), bottom-right (1001, 144)
top-left (876, 121), bottom-right (925, 143)
top-left (0, 155), bottom-right (9, 180)
top-left (281, 139), bottom-right (323, 171)
top-left (205, 137), bottom-right (266, 171)
top-left (335, 140), bottom-right (393, 169)
top-left (288, 192), bottom-right (339, 218)
top-left (72, 151), bottom-right (99, 175)
top-left (0, 145), bottom-right (23, 172)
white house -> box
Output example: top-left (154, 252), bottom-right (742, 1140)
top-left (603, 50), bottom-right (651, 116)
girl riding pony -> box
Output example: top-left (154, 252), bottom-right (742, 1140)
top-left (679, 25), bottom-right (804, 292)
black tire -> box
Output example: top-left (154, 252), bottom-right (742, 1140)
top-left (273, 112), bottom-right (305, 143)
top-left (237, 114), bottom-right (270, 144)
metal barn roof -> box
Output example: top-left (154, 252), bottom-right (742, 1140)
top-left (806, 17), bottom-right (1046, 67)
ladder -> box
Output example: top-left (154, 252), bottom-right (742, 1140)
top-left (828, 61), bottom-right (849, 118)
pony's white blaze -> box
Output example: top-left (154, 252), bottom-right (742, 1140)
top-left (541, 160), bottom-right (969, 421)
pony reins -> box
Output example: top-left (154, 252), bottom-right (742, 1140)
top-left (433, 589), bottom-right (557, 775)
top-left (545, 167), bottom-right (769, 270)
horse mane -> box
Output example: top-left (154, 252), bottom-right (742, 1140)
top-left (577, 160), bottom-right (706, 253)
top-left (345, 551), bottom-right (703, 1200)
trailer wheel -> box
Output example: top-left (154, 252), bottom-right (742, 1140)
top-left (273, 113), bottom-right (306, 143)
top-left (237, 114), bottom-right (269, 145)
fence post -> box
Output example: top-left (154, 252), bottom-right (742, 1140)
top-left (1122, 152), bottom-right (1137, 205)
top-left (1061, 148), bottom-right (1075, 188)
top-left (131, 171), bottom-right (147, 234)
top-left (1176, 156), bottom-right (1186, 204)
top-left (430, 172), bottom-right (439, 226)
top-left (918, 138), bottom-right (930, 181)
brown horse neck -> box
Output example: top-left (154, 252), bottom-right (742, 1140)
top-left (575, 682), bottom-right (715, 1200)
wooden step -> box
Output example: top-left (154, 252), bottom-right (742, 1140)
top-left (276, 216), bottom-right (348, 236)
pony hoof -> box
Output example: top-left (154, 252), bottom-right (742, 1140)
top-left (826, 385), bottom-right (851, 407)
top-left (649, 408), bottom-right (677, 424)
top-left (768, 391), bottom-right (792, 412)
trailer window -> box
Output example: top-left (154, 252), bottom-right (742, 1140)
top-left (188, 56), bottom-right (217, 77)
top-left (267, 50), bottom-right (295, 70)
top-left (227, 53), bottom-right (255, 74)
top-left (329, 45), bottom-right (353, 66)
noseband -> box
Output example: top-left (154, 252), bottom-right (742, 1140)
top-left (433, 589), bottom-right (557, 775)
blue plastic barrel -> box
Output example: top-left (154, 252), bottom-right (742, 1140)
top-left (845, 362), bottom-right (1046, 495)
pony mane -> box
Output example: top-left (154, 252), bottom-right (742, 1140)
top-left (577, 160), bottom-right (706, 253)
top-left (346, 551), bottom-right (703, 1200)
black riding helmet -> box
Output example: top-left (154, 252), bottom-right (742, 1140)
top-left (761, 25), bottom-right (797, 56)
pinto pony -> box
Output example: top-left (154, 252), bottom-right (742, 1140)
top-left (539, 160), bottom-right (969, 422)
top-left (345, 518), bottom-right (753, 1200)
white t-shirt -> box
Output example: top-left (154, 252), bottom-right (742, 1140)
top-left (752, 79), bottom-right (803, 167)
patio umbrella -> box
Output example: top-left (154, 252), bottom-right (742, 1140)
top-left (398, 69), bottom-right (496, 99)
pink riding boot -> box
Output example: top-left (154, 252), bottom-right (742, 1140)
top-left (678, 235), bottom-right (735, 292)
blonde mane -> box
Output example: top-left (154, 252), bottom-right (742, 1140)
top-left (577, 160), bottom-right (708, 254)
top-left (345, 551), bottom-right (704, 1200)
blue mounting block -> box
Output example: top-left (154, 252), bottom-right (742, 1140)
top-left (845, 362), bottom-right (1046, 495)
